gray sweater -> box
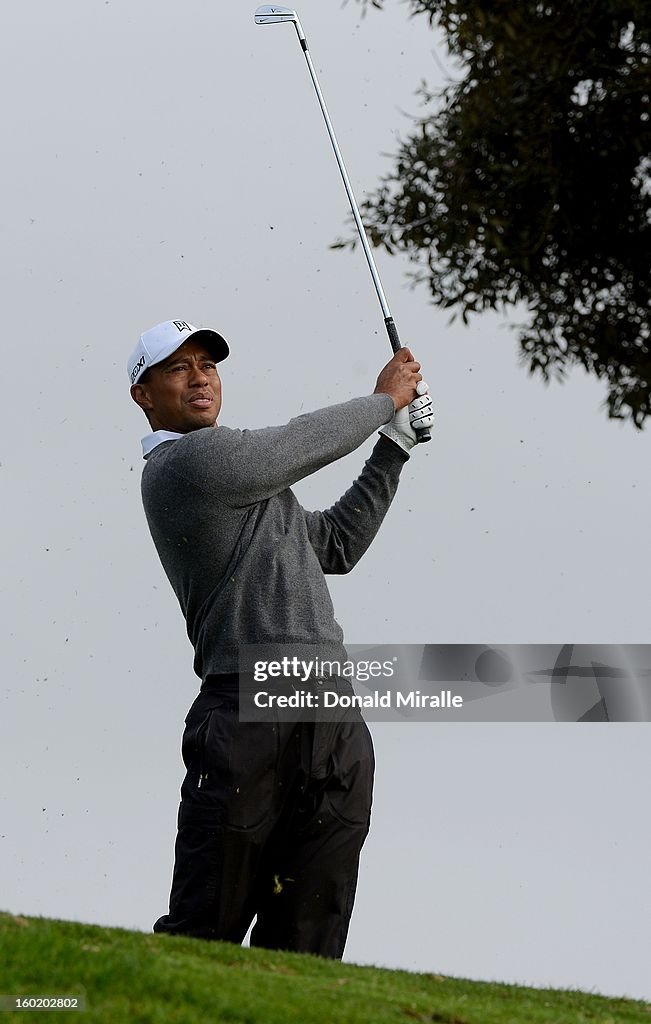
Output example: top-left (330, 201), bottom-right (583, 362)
top-left (141, 393), bottom-right (408, 678)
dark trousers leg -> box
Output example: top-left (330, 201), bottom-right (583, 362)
top-left (153, 823), bottom-right (268, 943)
top-left (154, 693), bottom-right (374, 958)
top-left (153, 689), bottom-right (295, 942)
top-left (250, 715), bottom-right (375, 958)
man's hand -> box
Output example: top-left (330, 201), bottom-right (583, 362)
top-left (374, 348), bottom-right (422, 410)
top-left (380, 381), bottom-right (435, 453)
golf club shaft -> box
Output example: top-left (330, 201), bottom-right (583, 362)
top-left (293, 24), bottom-right (431, 442)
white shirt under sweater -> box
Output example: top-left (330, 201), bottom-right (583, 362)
top-left (140, 394), bottom-right (408, 679)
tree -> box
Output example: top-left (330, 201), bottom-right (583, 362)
top-left (347, 1), bottom-right (651, 425)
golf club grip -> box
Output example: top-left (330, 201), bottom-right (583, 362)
top-left (384, 317), bottom-right (432, 444)
top-left (384, 316), bottom-right (401, 354)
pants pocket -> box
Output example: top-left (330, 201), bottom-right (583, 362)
top-left (317, 718), bottom-right (375, 829)
top-left (182, 700), bottom-right (280, 832)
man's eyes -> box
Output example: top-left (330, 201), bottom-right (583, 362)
top-left (169, 362), bottom-right (217, 372)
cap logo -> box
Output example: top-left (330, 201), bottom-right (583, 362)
top-left (173, 320), bottom-right (192, 333)
top-left (130, 355), bottom-right (146, 384)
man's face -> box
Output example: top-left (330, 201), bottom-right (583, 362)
top-left (130, 338), bottom-right (223, 433)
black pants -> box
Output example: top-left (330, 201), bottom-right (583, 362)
top-left (153, 675), bottom-right (375, 958)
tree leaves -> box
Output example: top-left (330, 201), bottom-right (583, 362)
top-left (352, 0), bottom-right (651, 425)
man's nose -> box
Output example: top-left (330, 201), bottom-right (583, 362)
top-left (188, 362), bottom-right (209, 384)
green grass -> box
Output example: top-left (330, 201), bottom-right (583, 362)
top-left (0, 911), bottom-right (649, 1024)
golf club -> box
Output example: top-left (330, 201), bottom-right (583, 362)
top-left (254, 5), bottom-right (431, 443)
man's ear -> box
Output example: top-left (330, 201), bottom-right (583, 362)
top-left (130, 382), bottom-right (153, 414)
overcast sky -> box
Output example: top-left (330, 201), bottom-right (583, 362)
top-left (1, 0), bottom-right (649, 1006)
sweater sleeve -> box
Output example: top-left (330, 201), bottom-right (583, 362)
top-left (302, 435), bottom-right (409, 575)
top-left (158, 393), bottom-right (395, 507)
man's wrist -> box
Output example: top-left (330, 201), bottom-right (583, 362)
top-left (376, 431), bottom-right (411, 460)
top-left (373, 389), bottom-right (398, 415)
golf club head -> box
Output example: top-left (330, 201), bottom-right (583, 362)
top-left (254, 5), bottom-right (298, 25)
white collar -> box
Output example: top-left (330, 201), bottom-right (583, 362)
top-left (141, 430), bottom-right (184, 458)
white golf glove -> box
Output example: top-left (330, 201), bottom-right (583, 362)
top-left (379, 381), bottom-right (435, 453)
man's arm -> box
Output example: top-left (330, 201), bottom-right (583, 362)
top-left (165, 394), bottom-right (395, 506)
top-left (302, 435), bottom-right (409, 575)
top-left (154, 347), bottom-right (423, 507)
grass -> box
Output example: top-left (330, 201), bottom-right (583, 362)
top-left (1, 911), bottom-right (649, 1023)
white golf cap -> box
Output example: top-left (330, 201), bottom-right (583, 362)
top-left (128, 319), bottom-right (229, 388)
